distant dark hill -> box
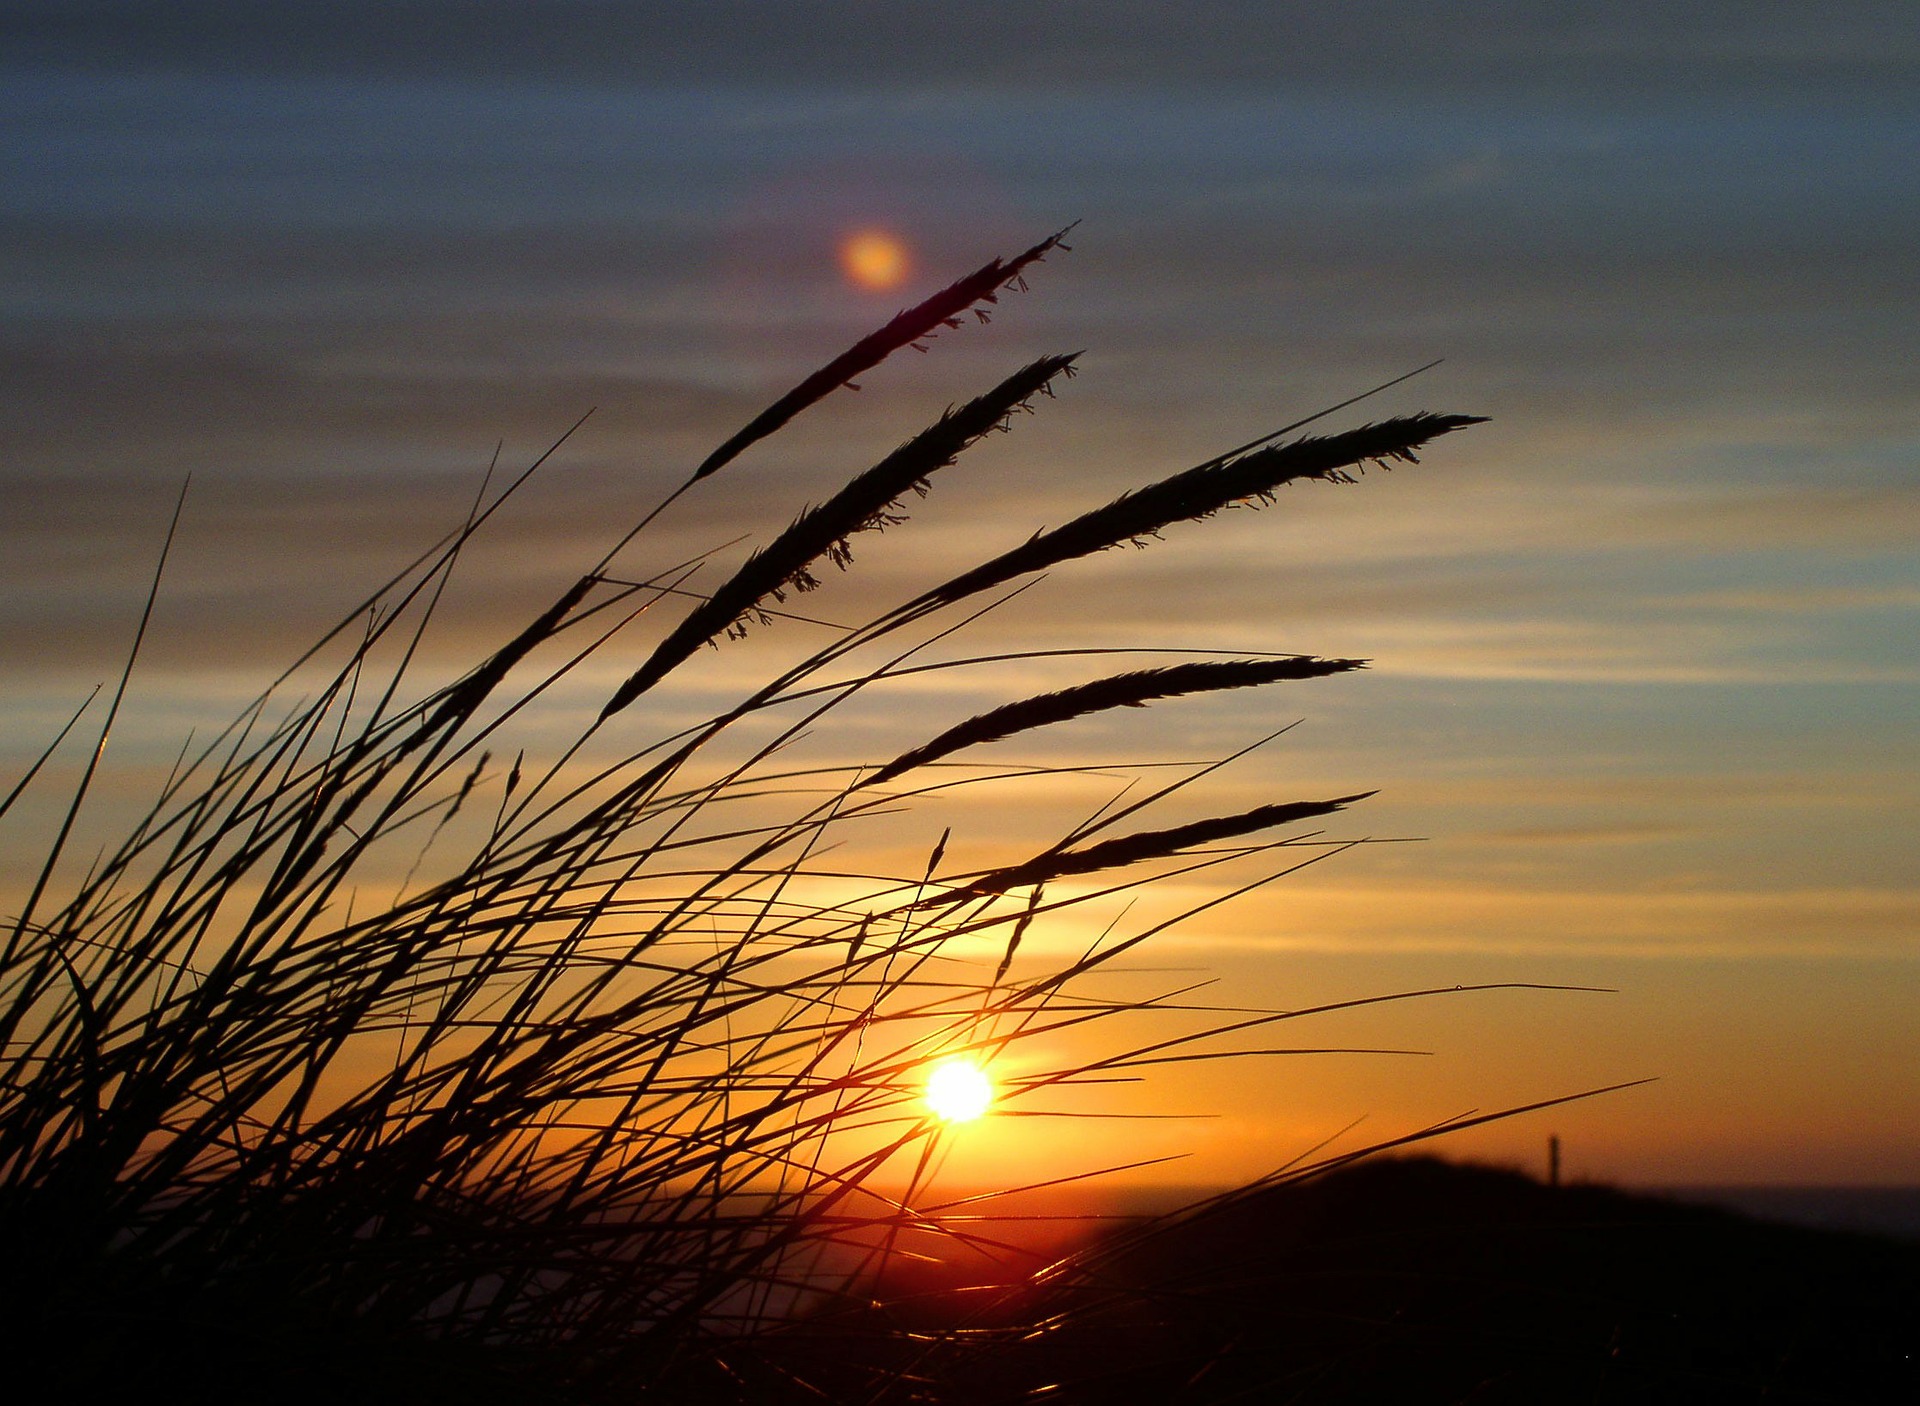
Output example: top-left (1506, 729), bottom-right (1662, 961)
top-left (810, 1156), bottom-right (1920, 1405)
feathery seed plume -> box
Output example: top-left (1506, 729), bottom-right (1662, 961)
top-left (949, 792), bottom-right (1375, 899)
top-left (602, 354), bottom-right (1078, 720)
top-left (865, 656), bottom-right (1364, 788)
top-left (690, 225), bottom-right (1075, 484)
top-left (914, 413), bottom-right (1486, 614)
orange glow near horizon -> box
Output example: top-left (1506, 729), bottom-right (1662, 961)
top-left (839, 228), bottom-right (911, 291)
top-left (924, 1057), bottom-right (993, 1123)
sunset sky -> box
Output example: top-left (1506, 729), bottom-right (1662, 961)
top-left (4, 2), bottom-right (1915, 1188)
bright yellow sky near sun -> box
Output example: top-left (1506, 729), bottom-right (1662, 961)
top-left (924, 1057), bottom-right (993, 1124)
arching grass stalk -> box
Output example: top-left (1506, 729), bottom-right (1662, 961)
top-left (0, 233), bottom-right (1512, 1402)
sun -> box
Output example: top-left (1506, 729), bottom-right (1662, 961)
top-left (923, 1057), bottom-right (993, 1123)
top-left (839, 228), bottom-right (911, 291)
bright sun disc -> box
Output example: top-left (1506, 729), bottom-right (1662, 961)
top-left (840, 229), bottom-right (910, 291)
top-left (924, 1058), bottom-right (993, 1123)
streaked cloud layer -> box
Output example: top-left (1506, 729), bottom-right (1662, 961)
top-left (2, 2), bottom-right (1914, 1183)
top-left (9, 2), bottom-right (1915, 93)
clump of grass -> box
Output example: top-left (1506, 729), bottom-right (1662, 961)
top-left (1, 232), bottom-right (1517, 1402)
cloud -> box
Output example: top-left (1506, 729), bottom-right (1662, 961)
top-left (8, 2), bottom-right (1915, 99)
top-left (1383, 769), bottom-right (1916, 813)
top-left (1664, 585), bottom-right (1920, 614)
top-left (1473, 823), bottom-right (1691, 846)
top-left (1158, 880), bottom-right (1920, 959)
top-left (1612, 488), bottom-right (1920, 551)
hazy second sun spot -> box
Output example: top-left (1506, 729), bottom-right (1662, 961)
top-left (840, 228), bottom-right (911, 291)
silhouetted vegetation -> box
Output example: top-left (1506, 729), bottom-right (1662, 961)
top-left (0, 234), bottom-right (1649, 1403)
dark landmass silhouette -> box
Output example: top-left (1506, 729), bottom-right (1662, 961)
top-left (783, 1155), bottom-right (1920, 1405)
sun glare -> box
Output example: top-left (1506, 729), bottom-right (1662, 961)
top-left (839, 228), bottom-right (910, 291)
top-left (923, 1057), bottom-right (993, 1123)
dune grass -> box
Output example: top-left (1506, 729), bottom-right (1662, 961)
top-left (0, 232), bottom-right (1545, 1401)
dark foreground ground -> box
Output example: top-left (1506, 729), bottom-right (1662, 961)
top-left (19, 1158), bottom-right (1916, 1403)
top-left (778, 1156), bottom-right (1920, 1405)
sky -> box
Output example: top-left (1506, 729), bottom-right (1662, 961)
top-left (3, 1), bottom-right (1916, 1189)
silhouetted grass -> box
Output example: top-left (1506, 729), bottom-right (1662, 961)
top-left (0, 233), bottom-right (1540, 1402)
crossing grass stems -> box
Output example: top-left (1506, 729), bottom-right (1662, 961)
top-left (0, 231), bottom-right (1609, 1402)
